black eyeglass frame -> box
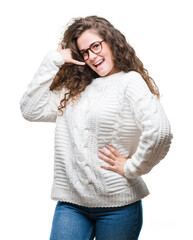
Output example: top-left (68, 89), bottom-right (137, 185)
top-left (80, 40), bottom-right (105, 61)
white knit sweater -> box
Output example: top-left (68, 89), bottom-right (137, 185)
top-left (20, 50), bottom-right (173, 207)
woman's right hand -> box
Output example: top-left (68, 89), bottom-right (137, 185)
top-left (57, 43), bottom-right (85, 66)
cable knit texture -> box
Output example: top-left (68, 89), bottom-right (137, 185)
top-left (20, 50), bottom-right (173, 207)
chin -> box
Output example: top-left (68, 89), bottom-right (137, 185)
top-left (95, 69), bottom-right (112, 77)
top-left (98, 72), bottom-right (109, 77)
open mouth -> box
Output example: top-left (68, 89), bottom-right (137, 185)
top-left (93, 59), bottom-right (104, 68)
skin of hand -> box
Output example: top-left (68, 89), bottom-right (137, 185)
top-left (57, 43), bottom-right (85, 66)
top-left (99, 145), bottom-right (129, 176)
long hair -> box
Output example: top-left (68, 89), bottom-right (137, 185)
top-left (50, 16), bottom-right (160, 113)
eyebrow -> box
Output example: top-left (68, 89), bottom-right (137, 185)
top-left (80, 48), bottom-right (86, 53)
top-left (79, 43), bottom-right (89, 52)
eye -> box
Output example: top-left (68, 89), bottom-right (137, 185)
top-left (91, 42), bottom-right (100, 50)
top-left (80, 50), bottom-right (89, 60)
top-left (81, 50), bottom-right (88, 57)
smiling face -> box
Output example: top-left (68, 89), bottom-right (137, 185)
top-left (77, 30), bottom-right (117, 77)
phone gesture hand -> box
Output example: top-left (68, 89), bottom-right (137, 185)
top-left (57, 43), bottom-right (85, 66)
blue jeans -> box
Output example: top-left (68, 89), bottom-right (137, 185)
top-left (50, 200), bottom-right (143, 240)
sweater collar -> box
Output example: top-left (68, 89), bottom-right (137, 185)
top-left (92, 71), bottom-right (125, 85)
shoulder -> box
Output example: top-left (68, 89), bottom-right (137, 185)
top-left (123, 71), bottom-right (151, 95)
top-left (123, 71), bottom-right (148, 87)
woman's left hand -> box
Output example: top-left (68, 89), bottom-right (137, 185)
top-left (99, 145), bottom-right (128, 176)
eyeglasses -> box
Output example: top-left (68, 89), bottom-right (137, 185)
top-left (80, 40), bottom-right (105, 61)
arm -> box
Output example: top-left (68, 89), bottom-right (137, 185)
top-left (20, 44), bottom-right (85, 122)
top-left (123, 72), bottom-right (173, 179)
top-left (20, 50), bottom-right (65, 122)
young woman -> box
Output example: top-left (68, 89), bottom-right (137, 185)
top-left (20, 16), bottom-right (173, 240)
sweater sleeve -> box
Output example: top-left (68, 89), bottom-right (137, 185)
top-left (124, 72), bottom-right (173, 179)
top-left (20, 50), bottom-right (65, 122)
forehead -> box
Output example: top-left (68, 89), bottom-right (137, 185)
top-left (77, 30), bottom-right (103, 50)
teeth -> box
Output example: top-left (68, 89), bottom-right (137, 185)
top-left (94, 60), bottom-right (103, 66)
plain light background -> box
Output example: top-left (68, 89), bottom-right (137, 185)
top-left (0, 0), bottom-right (192, 239)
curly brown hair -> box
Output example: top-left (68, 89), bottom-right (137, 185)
top-left (50, 16), bottom-right (160, 113)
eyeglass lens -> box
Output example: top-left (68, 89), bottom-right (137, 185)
top-left (82, 41), bottom-right (103, 60)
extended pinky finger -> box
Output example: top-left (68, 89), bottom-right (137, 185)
top-left (72, 59), bottom-right (86, 65)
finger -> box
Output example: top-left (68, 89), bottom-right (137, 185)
top-left (71, 59), bottom-right (85, 66)
top-left (105, 145), bottom-right (122, 157)
top-left (100, 164), bottom-right (116, 171)
top-left (98, 154), bottom-right (115, 165)
top-left (99, 149), bottom-right (116, 160)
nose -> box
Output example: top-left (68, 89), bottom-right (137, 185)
top-left (88, 50), bottom-right (98, 60)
